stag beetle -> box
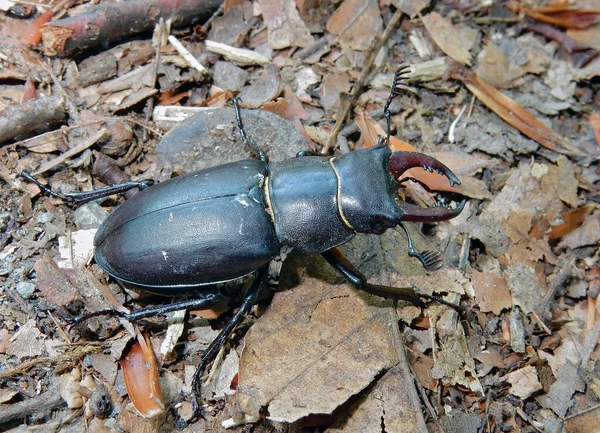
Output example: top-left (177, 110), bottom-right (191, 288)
top-left (23, 65), bottom-right (465, 416)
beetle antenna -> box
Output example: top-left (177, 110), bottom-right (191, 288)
top-left (383, 64), bottom-right (412, 146)
top-left (231, 97), bottom-right (269, 163)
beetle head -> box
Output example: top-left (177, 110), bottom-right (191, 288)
top-left (334, 145), bottom-right (464, 236)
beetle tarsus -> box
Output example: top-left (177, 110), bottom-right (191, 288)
top-left (383, 64), bottom-right (412, 145)
top-left (399, 223), bottom-right (444, 271)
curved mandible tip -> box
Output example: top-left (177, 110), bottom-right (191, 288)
top-left (399, 200), bottom-right (466, 222)
top-left (388, 151), bottom-right (461, 188)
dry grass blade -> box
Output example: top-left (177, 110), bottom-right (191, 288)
top-left (452, 66), bottom-right (571, 155)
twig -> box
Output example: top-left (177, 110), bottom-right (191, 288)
top-left (205, 40), bottom-right (270, 65)
top-left (0, 96), bottom-right (66, 144)
top-left (168, 35), bottom-right (208, 74)
top-left (0, 384), bottom-right (65, 424)
top-left (40, 0), bottom-right (222, 55)
top-left (33, 128), bottom-right (109, 175)
top-left (0, 344), bottom-right (100, 380)
top-left (323, 9), bottom-right (404, 153)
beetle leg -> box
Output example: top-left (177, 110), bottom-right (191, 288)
top-left (21, 171), bottom-right (153, 204)
top-left (321, 248), bottom-right (462, 315)
top-left (191, 266), bottom-right (268, 420)
top-left (67, 292), bottom-right (225, 325)
top-left (398, 223), bottom-right (443, 271)
top-left (231, 97), bottom-right (269, 163)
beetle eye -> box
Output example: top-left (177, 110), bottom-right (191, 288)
top-left (371, 221), bottom-right (386, 234)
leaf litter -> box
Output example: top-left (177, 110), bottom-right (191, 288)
top-left (0, 0), bottom-right (599, 432)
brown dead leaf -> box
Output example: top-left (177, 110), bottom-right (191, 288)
top-left (6, 319), bottom-right (45, 360)
top-left (589, 111), bottom-right (600, 146)
top-left (549, 204), bottom-right (595, 240)
top-left (321, 72), bottom-right (351, 113)
top-left (34, 252), bottom-right (78, 307)
top-left (121, 332), bottom-right (164, 418)
top-left (421, 12), bottom-right (472, 66)
top-left (452, 66), bottom-right (570, 154)
top-left (326, 367), bottom-right (427, 432)
top-left (502, 365), bottom-right (542, 399)
top-left (476, 41), bottom-right (524, 88)
top-left (506, 1), bottom-right (600, 30)
top-left (326, 0), bottom-right (383, 50)
top-left (558, 210), bottom-right (600, 249)
top-left (470, 270), bottom-right (512, 314)
top-left (237, 274), bottom-right (399, 423)
top-left (258, 0), bottom-right (314, 49)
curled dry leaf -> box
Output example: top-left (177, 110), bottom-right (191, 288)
top-left (452, 66), bottom-right (570, 154)
top-left (506, 0), bottom-right (600, 30)
top-left (121, 332), bottom-right (164, 418)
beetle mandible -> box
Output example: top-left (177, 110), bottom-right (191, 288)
top-left (23, 65), bottom-right (465, 416)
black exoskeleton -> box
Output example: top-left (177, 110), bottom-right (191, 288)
top-left (22, 64), bottom-right (465, 420)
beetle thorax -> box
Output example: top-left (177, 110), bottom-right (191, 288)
top-left (331, 145), bottom-right (403, 235)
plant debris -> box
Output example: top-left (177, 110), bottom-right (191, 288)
top-left (1, 1), bottom-right (599, 432)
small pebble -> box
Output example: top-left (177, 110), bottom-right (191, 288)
top-left (0, 260), bottom-right (13, 277)
top-left (75, 202), bottom-right (109, 230)
top-left (16, 281), bottom-right (35, 299)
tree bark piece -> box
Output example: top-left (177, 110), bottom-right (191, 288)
top-left (0, 96), bottom-right (66, 145)
top-left (40, 0), bottom-right (222, 56)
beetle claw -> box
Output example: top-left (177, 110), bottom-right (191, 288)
top-left (399, 199), bottom-right (465, 222)
top-left (389, 151), bottom-right (461, 188)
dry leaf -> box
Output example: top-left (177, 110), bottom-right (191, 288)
top-left (6, 319), bottom-right (45, 360)
top-left (326, 0), bottom-right (383, 50)
top-left (453, 67), bottom-right (571, 154)
top-left (326, 367), bottom-right (427, 432)
top-left (34, 252), bottom-right (78, 307)
top-left (421, 12), bottom-right (472, 66)
top-left (258, 0), bottom-right (314, 49)
top-left (558, 210), bottom-right (600, 249)
top-left (506, 1), bottom-right (600, 30)
top-left (470, 270), bottom-right (512, 314)
top-left (237, 274), bottom-right (399, 423)
top-left (549, 204), bottom-right (595, 239)
top-left (589, 111), bottom-right (600, 146)
top-left (502, 365), bottom-right (542, 399)
top-left (121, 332), bottom-right (165, 418)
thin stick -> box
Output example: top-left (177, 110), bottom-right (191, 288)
top-left (323, 8), bottom-right (404, 153)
